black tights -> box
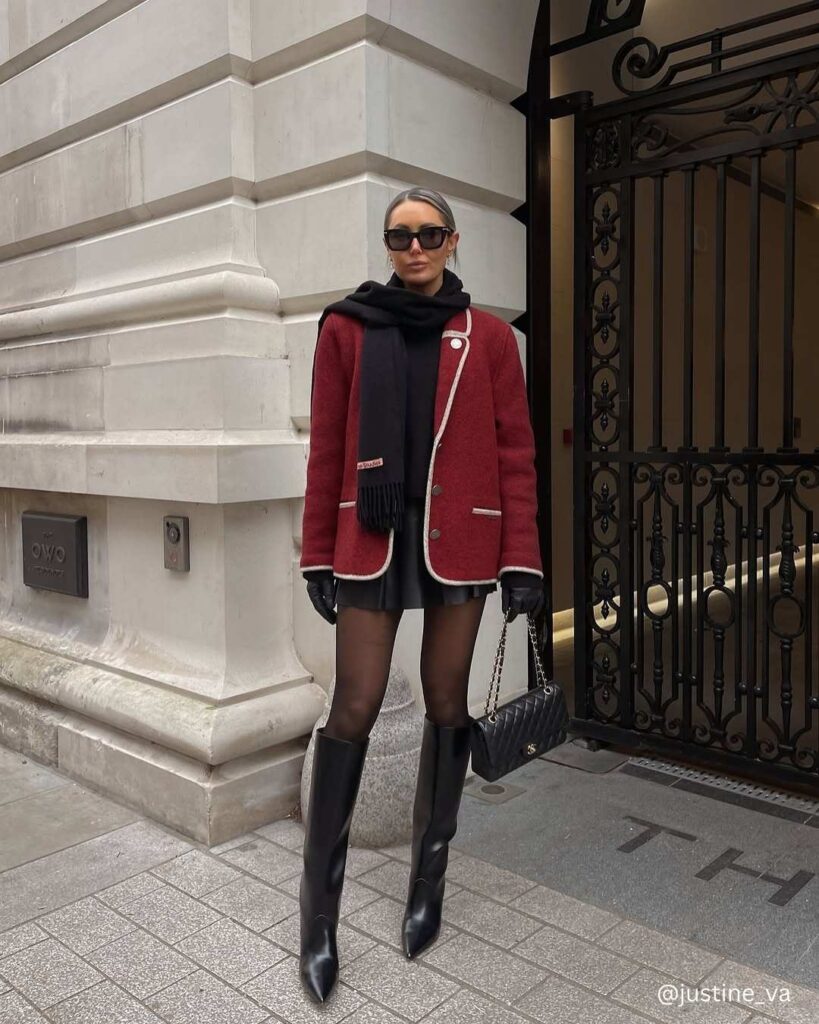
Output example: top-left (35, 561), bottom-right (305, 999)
top-left (323, 596), bottom-right (487, 742)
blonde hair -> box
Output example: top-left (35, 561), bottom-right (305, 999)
top-left (383, 188), bottom-right (459, 268)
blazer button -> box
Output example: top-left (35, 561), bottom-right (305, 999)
top-left (429, 528), bottom-right (441, 540)
top-left (432, 484), bottom-right (443, 495)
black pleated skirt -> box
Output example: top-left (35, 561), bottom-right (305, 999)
top-left (335, 496), bottom-right (498, 610)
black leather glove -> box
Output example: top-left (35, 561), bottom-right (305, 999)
top-left (500, 571), bottom-right (545, 622)
top-left (303, 569), bottom-right (338, 626)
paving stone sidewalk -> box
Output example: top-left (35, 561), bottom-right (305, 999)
top-left (1, 742), bottom-right (817, 1024)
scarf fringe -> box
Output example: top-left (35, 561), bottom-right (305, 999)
top-left (357, 481), bottom-right (405, 533)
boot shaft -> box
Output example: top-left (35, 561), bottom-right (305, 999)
top-left (301, 726), bottom-right (369, 918)
top-left (410, 716), bottom-right (471, 877)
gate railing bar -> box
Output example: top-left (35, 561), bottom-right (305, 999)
top-left (761, 499), bottom-right (804, 743)
top-left (682, 165), bottom-right (696, 453)
top-left (635, 1), bottom-right (819, 73)
top-left (734, 492), bottom-right (744, 726)
top-left (714, 158), bottom-right (728, 454)
top-left (781, 144), bottom-right (799, 454)
top-left (682, 463), bottom-right (693, 741)
top-left (747, 152), bottom-right (763, 455)
top-left (806, 514), bottom-right (815, 757)
top-left (635, 480), bottom-right (645, 713)
top-left (620, 138), bottom-right (637, 729)
top-left (710, 33), bottom-right (724, 77)
top-left (746, 469), bottom-right (760, 755)
top-left (572, 92), bottom-right (594, 722)
top-left (696, 491), bottom-right (725, 727)
top-left (648, 172), bottom-right (665, 453)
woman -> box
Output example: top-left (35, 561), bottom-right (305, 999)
top-left (298, 187), bottom-right (544, 1002)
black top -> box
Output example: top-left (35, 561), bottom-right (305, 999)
top-left (403, 323), bottom-right (441, 499)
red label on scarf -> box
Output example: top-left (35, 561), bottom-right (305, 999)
top-left (357, 457), bottom-right (384, 470)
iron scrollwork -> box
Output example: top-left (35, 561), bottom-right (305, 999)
top-left (588, 187), bottom-right (622, 451)
top-left (626, 70), bottom-right (819, 163)
top-left (584, 178), bottom-right (626, 722)
top-left (611, 4), bottom-right (819, 96)
top-left (726, 69), bottom-right (819, 133)
top-left (588, 121), bottom-right (622, 170)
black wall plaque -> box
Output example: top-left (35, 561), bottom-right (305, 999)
top-left (22, 512), bottom-right (88, 598)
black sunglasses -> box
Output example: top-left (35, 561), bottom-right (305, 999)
top-left (383, 227), bottom-right (453, 251)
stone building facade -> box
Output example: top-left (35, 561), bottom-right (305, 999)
top-left (0, 0), bottom-right (541, 843)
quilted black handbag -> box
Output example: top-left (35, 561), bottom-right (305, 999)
top-left (470, 608), bottom-right (569, 782)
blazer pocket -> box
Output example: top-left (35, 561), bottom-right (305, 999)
top-left (338, 500), bottom-right (356, 508)
top-left (471, 506), bottom-right (502, 517)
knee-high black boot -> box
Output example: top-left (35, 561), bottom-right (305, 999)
top-left (401, 714), bottom-right (472, 959)
top-left (299, 726), bottom-right (369, 1002)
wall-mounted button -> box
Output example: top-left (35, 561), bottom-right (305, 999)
top-left (164, 515), bottom-right (190, 572)
top-left (432, 484), bottom-right (442, 495)
top-left (429, 528), bottom-right (441, 539)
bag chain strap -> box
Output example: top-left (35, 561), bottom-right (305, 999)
top-left (483, 608), bottom-right (549, 722)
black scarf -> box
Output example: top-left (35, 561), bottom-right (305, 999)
top-left (315, 268), bottom-right (470, 533)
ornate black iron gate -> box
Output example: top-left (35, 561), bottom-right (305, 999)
top-left (562, 5), bottom-right (819, 793)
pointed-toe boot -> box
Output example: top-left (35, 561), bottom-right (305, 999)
top-left (299, 726), bottom-right (369, 1002)
top-left (401, 714), bottom-right (472, 959)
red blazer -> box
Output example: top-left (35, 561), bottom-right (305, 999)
top-left (300, 305), bottom-right (543, 584)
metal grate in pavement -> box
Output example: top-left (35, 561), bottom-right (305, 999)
top-left (626, 755), bottom-right (819, 816)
